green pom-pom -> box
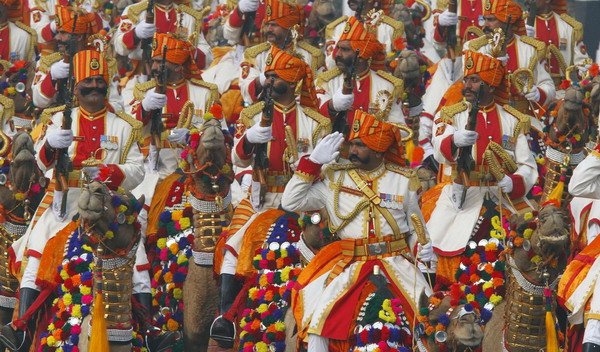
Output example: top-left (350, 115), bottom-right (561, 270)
top-left (419, 307), bottom-right (429, 316)
top-left (494, 261), bottom-right (506, 271)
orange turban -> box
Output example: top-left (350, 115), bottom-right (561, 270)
top-left (152, 33), bottom-right (201, 79)
top-left (348, 110), bottom-right (405, 165)
top-left (265, 46), bottom-right (318, 109)
top-left (55, 5), bottom-right (102, 35)
top-left (263, 0), bottom-right (304, 30)
top-left (73, 50), bottom-right (109, 84)
top-left (338, 16), bottom-right (386, 71)
top-left (463, 50), bottom-right (505, 87)
top-left (482, 0), bottom-right (525, 35)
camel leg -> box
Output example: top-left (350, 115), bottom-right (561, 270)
top-left (284, 309), bottom-right (298, 352)
top-left (78, 316), bottom-right (90, 352)
top-left (482, 301), bottom-right (505, 351)
top-left (183, 264), bottom-right (219, 351)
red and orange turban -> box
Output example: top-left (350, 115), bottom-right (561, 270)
top-left (463, 50), bottom-right (505, 87)
top-left (152, 33), bottom-right (200, 78)
top-left (482, 0), bottom-right (525, 36)
top-left (338, 16), bottom-right (386, 70)
top-left (348, 110), bottom-right (405, 165)
top-left (55, 5), bottom-right (102, 35)
top-left (73, 49), bottom-right (109, 84)
top-left (265, 46), bottom-right (318, 109)
top-left (263, 0), bottom-right (304, 30)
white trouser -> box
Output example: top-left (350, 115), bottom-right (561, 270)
top-left (20, 257), bottom-right (41, 291)
top-left (584, 319), bottom-right (600, 344)
top-left (221, 250), bottom-right (237, 275)
top-left (307, 334), bottom-right (329, 352)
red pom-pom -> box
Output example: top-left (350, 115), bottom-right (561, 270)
top-left (210, 103), bottom-right (224, 119)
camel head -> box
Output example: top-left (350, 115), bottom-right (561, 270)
top-left (546, 85), bottom-right (590, 149)
top-left (78, 181), bottom-right (143, 252)
top-left (418, 291), bottom-right (484, 352)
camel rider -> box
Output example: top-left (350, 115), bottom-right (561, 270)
top-left (131, 32), bottom-right (219, 178)
top-left (526, 0), bottom-right (592, 86)
top-left (558, 141), bottom-right (600, 352)
top-left (0, 0), bottom-right (36, 64)
top-left (316, 15), bottom-right (407, 132)
top-left (211, 46), bottom-right (330, 347)
top-left (465, 0), bottom-right (555, 116)
top-left (324, 0), bottom-right (404, 70)
top-left (427, 50), bottom-right (538, 287)
top-left (238, 0), bottom-right (324, 105)
top-left (114, 0), bottom-right (212, 70)
top-left (281, 112), bottom-right (433, 351)
top-left (30, 5), bottom-right (105, 109)
top-left (0, 49), bottom-right (145, 352)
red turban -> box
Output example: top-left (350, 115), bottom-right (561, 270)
top-left (483, 0), bottom-right (526, 36)
top-left (348, 110), bottom-right (405, 165)
top-left (152, 33), bottom-right (201, 79)
top-left (463, 50), bottom-right (505, 87)
top-left (263, 0), bottom-right (304, 30)
top-left (338, 16), bottom-right (386, 71)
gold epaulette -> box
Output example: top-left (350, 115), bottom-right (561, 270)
top-left (116, 111), bottom-right (143, 163)
top-left (385, 163), bottom-right (421, 191)
top-left (190, 78), bottom-right (219, 106)
top-left (325, 16), bottom-right (348, 40)
top-left (40, 105), bottom-right (66, 125)
top-left (436, 0), bottom-right (449, 10)
top-left (503, 104), bottom-right (531, 136)
top-left (0, 95), bottom-right (15, 124)
top-left (14, 21), bottom-right (38, 60)
top-left (325, 162), bottom-right (356, 180)
top-left (180, 5), bottom-right (210, 45)
top-left (315, 67), bottom-right (342, 89)
top-left (38, 52), bottom-right (62, 74)
top-left (239, 102), bottom-right (265, 128)
top-left (520, 36), bottom-right (546, 67)
top-left (467, 35), bottom-right (490, 52)
top-left (126, 1), bottom-right (148, 24)
top-left (381, 15), bottom-right (404, 42)
top-left (376, 70), bottom-right (404, 99)
top-left (133, 80), bottom-right (157, 101)
top-left (303, 107), bottom-right (332, 145)
top-left (297, 40), bottom-right (325, 71)
top-left (440, 101), bottom-right (468, 124)
top-left (560, 13), bottom-right (583, 43)
top-left (244, 42), bottom-right (271, 61)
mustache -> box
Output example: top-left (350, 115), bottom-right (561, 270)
top-left (79, 87), bottom-right (108, 96)
top-left (349, 154), bottom-right (368, 164)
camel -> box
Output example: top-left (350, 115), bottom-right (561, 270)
top-left (483, 205), bottom-right (570, 351)
top-left (145, 117), bottom-right (234, 351)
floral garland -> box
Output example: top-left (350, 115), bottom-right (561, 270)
top-left (239, 213), bottom-right (303, 352)
top-left (353, 297), bottom-right (412, 352)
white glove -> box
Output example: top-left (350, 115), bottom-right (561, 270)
top-left (331, 89), bottom-right (354, 111)
top-left (46, 129), bottom-right (74, 149)
top-left (50, 20), bottom-right (58, 34)
top-left (245, 123), bottom-right (272, 144)
top-left (82, 166), bottom-right (99, 180)
top-left (259, 72), bottom-right (267, 86)
top-left (524, 86), bottom-right (541, 102)
top-left (418, 242), bottom-right (436, 263)
top-left (168, 128), bottom-right (189, 144)
top-left (497, 54), bottom-right (509, 65)
top-left (526, 25), bottom-right (535, 37)
top-left (238, 0), bottom-right (260, 13)
top-left (498, 175), bottom-right (513, 193)
top-left (141, 90), bottom-right (167, 111)
top-left (240, 173), bottom-right (252, 193)
top-left (50, 60), bottom-right (70, 80)
top-left (438, 10), bottom-right (458, 27)
top-left (453, 129), bottom-right (478, 147)
top-left (309, 132), bottom-right (345, 165)
top-left (134, 21), bottom-right (156, 39)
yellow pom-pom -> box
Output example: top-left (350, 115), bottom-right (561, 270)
top-left (173, 288), bottom-right (183, 300)
top-left (157, 238), bottom-right (167, 249)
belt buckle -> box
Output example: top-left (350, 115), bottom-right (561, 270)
top-left (367, 242), bottom-right (386, 256)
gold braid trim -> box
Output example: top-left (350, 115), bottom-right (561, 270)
top-left (436, 0), bottom-right (449, 10)
top-left (315, 67), bottom-right (342, 89)
top-left (376, 70), bottom-right (405, 99)
top-left (294, 169), bottom-right (317, 183)
top-left (520, 36), bottom-right (547, 71)
top-left (303, 107), bottom-right (332, 146)
top-left (0, 96), bottom-right (15, 126)
top-left (325, 16), bottom-right (348, 41)
top-left (116, 111), bottom-right (143, 164)
top-left (503, 104), bottom-right (531, 136)
top-left (385, 163), bottom-right (421, 191)
top-left (14, 21), bottom-right (38, 60)
top-left (38, 52), bottom-right (62, 74)
top-left (381, 15), bottom-right (404, 42)
top-left (40, 105), bottom-right (66, 125)
top-left (440, 101), bottom-right (468, 125)
top-left (190, 78), bottom-right (219, 107)
top-left (133, 80), bottom-right (157, 101)
top-left (180, 5), bottom-right (210, 45)
top-left (546, 44), bottom-right (567, 75)
top-left (560, 13), bottom-right (583, 43)
top-left (125, 0), bottom-right (148, 24)
top-left (244, 42), bottom-right (271, 61)
top-left (297, 41), bottom-right (325, 72)
top-left (467, 35), bottom-right (490, 52)
top-left (415, 0), bottom-right (431, 21)
top-left (325, 162), bottom-right (356, 182)
top-left (240, 102), bottom-right (265, 128)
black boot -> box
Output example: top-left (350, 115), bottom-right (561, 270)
top-left (583, 343), bottom-right (600, 352)
top-left (210, 273), bottom-right (242, 348)
top-left (134, 293), bottom-right (180, 352)
top-left (0, 288), bottom-right (39, 351)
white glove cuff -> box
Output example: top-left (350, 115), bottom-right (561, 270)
top-left (332, 92), bottom-right (354, 111)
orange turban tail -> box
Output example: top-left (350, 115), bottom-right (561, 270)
top-left (263, 0), bottom-right (304, 30)
top-left (152, 33), bottom-right (200, 79)
top-left (265, 46), bottom-right (318, 109)
top-left (55, 5), bottom-right (101, 35)
top-left (338, 16), bottom-right (386, 71)
top-left (73, 50), bottom-right (109, 84)
top-left (348, 110), bottom-right (405, 165)
top-left (483, 0), bottom-right (525, 36)
top-left (463, 50), bottom-right (505, 87)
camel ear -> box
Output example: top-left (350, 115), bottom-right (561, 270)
top-left (418, 290), bottom-right (429, 309)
